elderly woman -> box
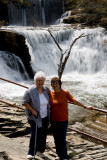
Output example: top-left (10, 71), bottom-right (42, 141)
top-left (50, 77), bottom-right (93, 160)
top-left (22, 71), bottom-right (50, 159)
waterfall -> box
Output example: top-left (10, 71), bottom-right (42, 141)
top-left (0, 26), bottom-right (107, 105)
top-left (0, 51), bottom-right (29, 81)
top-left (7, 0), bottom-right (64, 26)
top-left (13, 26), bottom-right (107, 76)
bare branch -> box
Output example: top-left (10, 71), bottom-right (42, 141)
top-left (82, 33), bottom-right (92, 37)
top-left (48, 29), bottom-right (91, 80)
top-left (58, 33), bottom-right (87, 79)
top-left (48, 29), bottom-right (63, 53)
top-left (69, 33), bottom-right (84, 55)
top-left (63, 49), bottom-right (69, 56)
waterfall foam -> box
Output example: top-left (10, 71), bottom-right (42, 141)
top-left (0, 51), bottom-right (29, 81)
top-left (13, 26), bottom-right (107, 76)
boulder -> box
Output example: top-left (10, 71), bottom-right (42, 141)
top-left (0, 30), bottom-right (34, 78)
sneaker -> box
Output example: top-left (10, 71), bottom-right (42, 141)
top-left (27, 154), bottom-right (34, 159)
top-left (55, 157), bottom-right (60, 160)
top-left (36, 151), bottom-right (45, 158)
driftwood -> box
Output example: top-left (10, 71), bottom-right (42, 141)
top-left (0, 78), bottom-right (28, 89)
top-left (0, 99), bottom-right (25, 111)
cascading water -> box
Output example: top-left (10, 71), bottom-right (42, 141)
top-left (14, 26), bottom-right (107, 76)
top-left (1, 25), bottom-right (107, 111)
top-left (0, 51), bottom-right (29, 101)
top-left (0, 51), bottom-right (29, 81)
top-left (7, 0), bottom-right (64, 26)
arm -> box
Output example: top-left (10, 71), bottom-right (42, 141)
top-left (22, 89), bottom-right (37, 117)
top-left (66, 90), bottom-right (93, 110)
top-left (73, 100), bottom-right (93, 110)
top-left (24, 103), bottom-right (37, 117)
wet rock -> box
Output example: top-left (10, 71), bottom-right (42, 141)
top-left (0, 30), bottom-right (34, 78)
top-left (0, 151), bottom-right (12, 160)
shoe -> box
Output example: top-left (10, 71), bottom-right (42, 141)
top-left (36, 151), bottom-right (45, 158)
top-left (55, 157), bottom-right (60, 160)
top-left (27, 154), bottom-right (34, 159)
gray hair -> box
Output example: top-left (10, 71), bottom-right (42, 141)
top-left (34, 71), bottom-right (46, 82)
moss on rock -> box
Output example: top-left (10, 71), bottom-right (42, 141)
top-left (64, 0), bottom-right (107, 29)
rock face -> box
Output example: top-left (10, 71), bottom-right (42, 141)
top-left (0, 0), bottom-right (107, 28)
top-left (0, 30), bottom-right (34, 78)
top-left (64, 0), bottom-right (107, 29)
top-left (0, 1), bottom-right (8, 22)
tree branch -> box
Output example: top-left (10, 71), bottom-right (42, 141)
top-left (48, 29), bottom-right (63, 53)
top-left (48, 29), bottom-right (91, 80)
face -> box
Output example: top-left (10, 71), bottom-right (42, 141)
top-left (51, 81), bottom-right (60, 91)
top-left (36, 77), bottom-right (45, 88)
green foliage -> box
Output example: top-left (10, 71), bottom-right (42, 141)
top-left (64, 0), bottom-right (107, 28)
top-left (0, 20), bottom-right (8, 27)
top-left (67, 144), bottom-right (76, 159)
top-left (101, 17), bottom-right (107, 28)
top-left (0, 0), bottom-right (31, 7)
top-left (1, 0), bottom-right (7, 4)
top-left (66, 143), bottom-right (77, 158)
top-left (69, 151), bottom-right (77, 158)
top-left (7, 118), bottom-right (11, 122)
top-left (65, 0), bottom-right (80, 10)
top-left (16, 0), bottom-right (31, 7)
top-left (65, 0), bottom-right (107, 16)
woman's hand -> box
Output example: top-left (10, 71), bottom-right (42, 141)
top-left (32, 109), bottom-right (38, 117)
top-left (24, 103), bottom-right (38, 117)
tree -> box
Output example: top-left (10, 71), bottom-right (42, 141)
top-left (48, 29), bottom-right (89, 80)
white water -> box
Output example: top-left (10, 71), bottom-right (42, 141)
top-left (0, 25), bottom-right (107, 113)
top-left (0, 51), bottom-right (29, 101)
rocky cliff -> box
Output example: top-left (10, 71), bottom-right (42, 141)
top-left (64, 0), bottom-right (107, 29)
top-left (0, 30), bottom-right (33, 78)
top-left (0, 1), bottom-right (8, 26)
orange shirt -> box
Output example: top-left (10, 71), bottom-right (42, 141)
top-left (50, 89), bottom-right (75, 122)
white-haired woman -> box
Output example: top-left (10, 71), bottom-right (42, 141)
top-left (22, 71), bottom-right (50, 159)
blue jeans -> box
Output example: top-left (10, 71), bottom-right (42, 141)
top-left (51, 120), bottom-right (68, 160)
top-left (28, 116), bottom-right (48, 156)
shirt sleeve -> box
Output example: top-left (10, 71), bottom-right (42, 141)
top-left (22, 89), bottom-right (31, 105)
top-left (65, 90), bottom-right (75, 103)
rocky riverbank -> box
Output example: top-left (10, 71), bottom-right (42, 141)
top-left (64, 0), bottom-right (107, 29)
top-left (0, 101), bottom-right (107, 160)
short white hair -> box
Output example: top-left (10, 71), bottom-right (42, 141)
top-left (34, 71), bottom-right (46, 81)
